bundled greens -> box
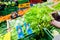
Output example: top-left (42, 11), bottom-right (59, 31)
top-left (24, 2), bottom-right (60, 37)
top-left (24, 4), bottom-right (55, 37)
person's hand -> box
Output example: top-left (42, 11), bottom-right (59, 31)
top-left (51, 20), bottom-right (60, 28)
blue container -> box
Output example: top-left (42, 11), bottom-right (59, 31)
top-left (16, 25), bottom-right (24, 39)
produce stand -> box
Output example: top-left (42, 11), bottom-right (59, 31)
top-left (0, 1), bottom-right (60, 40)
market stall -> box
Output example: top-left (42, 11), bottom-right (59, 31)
top-left (0, 0), bottom-right (60, 40)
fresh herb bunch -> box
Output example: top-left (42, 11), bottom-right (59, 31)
top-left (24, 4), bottom-right (54, 37)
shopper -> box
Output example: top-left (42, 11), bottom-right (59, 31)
top-left (51, 11), bottom-right (60, 28)
top-left (51, 20), bottom-right (60, 28)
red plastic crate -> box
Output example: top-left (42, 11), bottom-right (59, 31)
top-left (30, 0), bottom-right (42, 4)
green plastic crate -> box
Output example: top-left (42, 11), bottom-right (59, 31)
top-left (43, 27), bottom-right (60, 40)
top-left (18, 0), bottom-right (29, 4)
top-left (43, 28), bottom-right (54, 40)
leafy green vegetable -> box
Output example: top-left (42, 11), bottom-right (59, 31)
top-left (24, 4), bottom-right (54, 37)
top-left (24, 2), bottom-right (60, 38)
top-left (0, 21), bottom-right (7, 36)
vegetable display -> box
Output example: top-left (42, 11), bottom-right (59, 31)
top-left (0, 2), bottom-right (60, 40)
